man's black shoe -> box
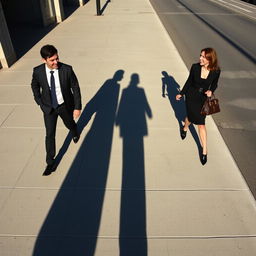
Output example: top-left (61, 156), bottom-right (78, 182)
top-left (43, 164), bottom-right (54, 176)
top-left (73, 134), bottom-right (80, 143)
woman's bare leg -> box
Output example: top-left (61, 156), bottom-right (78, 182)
top-left (183, 117), bottom-right (191, 131)
top-left (198, 124), bottom-right (207, 154)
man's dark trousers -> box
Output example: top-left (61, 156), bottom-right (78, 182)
top-left (31, 62), bottom-right (82, 166)
top-left (44, 104), bottom-right (77, 165)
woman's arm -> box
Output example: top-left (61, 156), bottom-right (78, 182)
top-left (210, 70), bottom-right (221, 92)
top-left (176, 64), bottom-right (195, 100)
top-left (180, 64), bottom-right (195, 96)
top-left (205, 70), bottom-right (221, 97)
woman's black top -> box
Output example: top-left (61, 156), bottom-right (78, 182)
top-left (180, 63), bottom-right (220, 125)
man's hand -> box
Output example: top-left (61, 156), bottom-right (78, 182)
top-left (176, 94), bottom-right (182, 101)
top-left (73, 109), bottom-right (81, 120)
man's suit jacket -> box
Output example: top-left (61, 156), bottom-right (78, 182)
top-left (31, 62), bottom-right (82, 114)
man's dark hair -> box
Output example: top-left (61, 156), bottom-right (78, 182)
top-left (40, 45), bottom-right (58, 59)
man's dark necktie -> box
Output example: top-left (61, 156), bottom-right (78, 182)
top-left (50, 71), bottom-right (58, 109)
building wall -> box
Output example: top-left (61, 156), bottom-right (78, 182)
top-left (1, 0), bottom-right (43, 26)
top-left (0, 0), bottom-right (86, 68)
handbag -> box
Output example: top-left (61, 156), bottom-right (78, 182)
top-left (201, 94), bottom-right (220, 115)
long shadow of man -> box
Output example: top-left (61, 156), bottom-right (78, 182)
top-left (116, 73), bottom-right (152, 256)
top-left (32, 70), bottom-right (124, 256)
top-left (161, 71), bottom-right (201, 152)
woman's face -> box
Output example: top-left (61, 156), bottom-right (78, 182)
top-left (199, 51), bottom-right (209, 67)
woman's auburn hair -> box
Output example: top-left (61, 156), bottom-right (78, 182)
top-left (201, 47), bottom-right (220, 71)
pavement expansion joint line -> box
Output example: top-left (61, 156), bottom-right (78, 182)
top-left (0, 85), bottom-right (29, 87)
top-left (0, 126), bottom-right (62, 130)
top-left (0, 186), bottom-right (249, 192)
top-left (0, 234), bottom-right (256, 239)
top-left (0, 103), bottom-right (34, 105)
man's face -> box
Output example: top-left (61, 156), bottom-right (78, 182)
top-left (43, 54), bottom-right (59, 69)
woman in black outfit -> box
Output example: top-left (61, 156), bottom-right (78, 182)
top-left (176, 48), bottom-right (221, 165)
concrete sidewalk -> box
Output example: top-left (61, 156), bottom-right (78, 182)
top-left (0, 0), bottom-right (256, 255)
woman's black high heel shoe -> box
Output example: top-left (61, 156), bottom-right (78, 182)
top-left (180, 127), bottom-right (187, 140)
top-left (200, 154), bottom-right (207, 165)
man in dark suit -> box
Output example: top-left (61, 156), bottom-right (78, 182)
top-left (31, 45), bottom-right (82, 175)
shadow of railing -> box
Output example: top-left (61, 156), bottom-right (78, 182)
top-left (116, 73), bottom-right (152, 256)
top-left (32, 70), bottom-right (124, 256)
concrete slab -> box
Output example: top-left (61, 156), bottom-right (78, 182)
top-left (3, 189), bottom-right (254, 237)
top-left (0, 86), bottom-right (34, 105)
top-left (0, 129), bottom-right (43, 187)
top-left (0, 70), bottom-right (32, 85)
top-left (91, 190), bottom-right (256, 237)
top-left (15, 129), bottom-right (87, 188)
top-left (0, 237), bottom-right (37, 256)
top-left (0, 105), bottom-right (15, 126)
top-left (3, 105), bottom-right (50, 128)
top-left (0, 188), bottom-right (64, 235)
top-left (1, 236), bottom-right (256, 256)
top-left (165, 238), bottom-right (256, 256)
top-left (0, 188), bottom-right (11, 211)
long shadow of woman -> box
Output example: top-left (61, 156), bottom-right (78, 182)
top-left (162, 71), bottom-right (186, 129)
top-left (161, 71), bottom-right (201, 152)
top-left (116, 73), bottom-right (152, 256)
